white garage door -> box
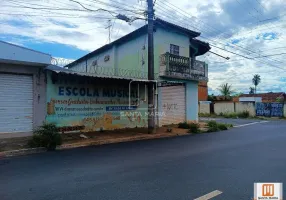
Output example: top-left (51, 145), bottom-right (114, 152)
top-left (0, 73), bottom-right (33, 133)
top-left (160, 85), bottom-right (186, 126)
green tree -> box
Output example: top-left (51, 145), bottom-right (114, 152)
top-left (249, 87), bottom-right (255, 94)
top-left (252, 74), bottom-right (261, 94)
top-left (218, 83), bottom-right (234, 97)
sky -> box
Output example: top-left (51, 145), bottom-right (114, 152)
top-left (0, 0), bottom-right (286, 95)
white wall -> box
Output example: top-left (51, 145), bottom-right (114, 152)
top-left (214, 102), bottom-right (235, 114)
top-left (0, 41), bottom-right (51, 65)
top-left (199, 103), bottom-right (210, 114)
top-left (236, 102), bottom-right (256, 116)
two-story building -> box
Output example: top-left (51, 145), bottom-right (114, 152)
top-left (45, 18), bottom-right (210, 131)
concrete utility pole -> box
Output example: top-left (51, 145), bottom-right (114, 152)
top-left (147, 0), bottom-right (156, 133)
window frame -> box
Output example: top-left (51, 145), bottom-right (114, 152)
top-left (170, 44), bottom-right (180, 56)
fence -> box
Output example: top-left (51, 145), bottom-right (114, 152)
top-left (199, 102), bottom-right (285, 117)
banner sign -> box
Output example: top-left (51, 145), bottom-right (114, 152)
top-left (46, 72), bottom-right (148, 132)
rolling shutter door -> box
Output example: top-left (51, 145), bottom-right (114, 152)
top-left (160, 85), bottom-right (186, 126)
top-left (0, 73), bottom-right (33, 133)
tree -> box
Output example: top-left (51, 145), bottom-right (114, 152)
top-left (207, 94), bottom-right (215, 101)
top-left (218, 83), bottom-right (234, 97)
top-left (252, 74), bottom-right (261, 94)
top-left (249, 87), bottom-right (255, 94)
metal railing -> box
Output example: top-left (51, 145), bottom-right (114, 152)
top-left (160, 53), bottom-right (208, 81)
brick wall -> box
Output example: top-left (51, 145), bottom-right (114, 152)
top-left (198, 81), bottom-right (208, 101)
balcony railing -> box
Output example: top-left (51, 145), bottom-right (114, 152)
top-left (160, 53), bottom-right (208, 81)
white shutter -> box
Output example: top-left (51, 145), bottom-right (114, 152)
top-left (160, 85), bottom-right (186, 126)
top-left (0, 73), bottom-right (33, 133)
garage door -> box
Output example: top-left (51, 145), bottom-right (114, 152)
top-left (0, 74), bottom-right (33, 133)
top-left (160, 85), bottom-right (186, 126)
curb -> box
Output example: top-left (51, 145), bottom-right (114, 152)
top-left (0, 133), bottom-right (190, 158)
top-left (59, 132), bottom-right (189, 150)
top-left (0, 147), bottom-right (46, 158)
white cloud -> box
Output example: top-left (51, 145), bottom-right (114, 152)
top-left (0, 0), bottom-right (286, 93)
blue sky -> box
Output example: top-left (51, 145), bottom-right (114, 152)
top-left (0, 0), bottom-right (285, 94)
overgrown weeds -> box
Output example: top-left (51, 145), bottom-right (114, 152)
top-left (28, 123), bottom-right (62, 151)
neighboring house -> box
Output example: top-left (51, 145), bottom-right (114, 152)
top-left (237, 92), bottom-right (286, 103)
top-left (0, 41), bottom-right (51, 138)
top-left (57, 18), bottom-right (210, 129)
top-left (198, 81), bottom-right (208, 101)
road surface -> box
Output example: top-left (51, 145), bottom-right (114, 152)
top-left (1, 120), bottom-right (286, 200)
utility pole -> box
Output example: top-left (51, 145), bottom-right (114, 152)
top-left (147, 0), bottom-right (155, 134)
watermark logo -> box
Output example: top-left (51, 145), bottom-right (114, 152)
top-left (254, 183), bottom-right (283, 199)
top-left (120, 111), bottom-right (166, 118)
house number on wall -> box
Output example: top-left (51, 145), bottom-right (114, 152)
top-left (163, 103), bottom-right (178, 110)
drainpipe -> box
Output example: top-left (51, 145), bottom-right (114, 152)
top-left (129, 80), bottom-right (134, 109)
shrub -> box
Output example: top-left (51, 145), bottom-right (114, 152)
top-left (217, 123), bottom-right (228, 130)
top-left (207, 120), bottom-right (219, 132)
top-left (207, 120), bottom-right (217, 128)
top-left (178, 122), bottom-right (190, 129)
top-left (206, 120), bottom-right (233, 132)
top-left (28, 123), bottom-right (62, 151)
top-left (189, 123), bottom-right (200, 134)
top-left (237, 111), bottom-right (250, 118)
top-left (199, 113), bottom-right (212, 117)
top-left (223, 112), bottom-right (237, 118)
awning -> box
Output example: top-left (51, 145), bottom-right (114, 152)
top-left (45, 65), bottom-right (155, 83)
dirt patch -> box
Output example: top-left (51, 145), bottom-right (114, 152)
top-left (0, 137), bottom-right (31, 152)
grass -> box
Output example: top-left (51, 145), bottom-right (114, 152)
top-left (189, 123), bottom-right (200, 134)
top-left (178, 122), bottom-right (191, 129)
top-left (198, 113), bottom-right (217, 118)
top-left (199, 111), bottom-right (256, 119)
top-left (206, 120), bottom-right (232, 133)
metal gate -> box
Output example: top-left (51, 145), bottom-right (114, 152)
top-left (159, 84), bottom-right (186, 126)
top-left (0, 73), bottom-right (33, 133)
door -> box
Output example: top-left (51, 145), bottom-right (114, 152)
top-left (0, 73), bottom-right (33, 133)
top-left (160, 85), bottom-right (186, 126)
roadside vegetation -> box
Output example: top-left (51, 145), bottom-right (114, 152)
top-left (199, 111), bottom-right (267, 120)
top-left (177, 121), bottom-right (233, 134)
top-left (206, 121), bottom-right (233, 132)
top-left (28, 123), bottom-right (62, 151)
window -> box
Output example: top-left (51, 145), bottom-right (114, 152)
top-left (170, 44), bottom-right (180, 56)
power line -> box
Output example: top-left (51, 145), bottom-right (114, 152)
top-left (235, 0), bottom-right (283, 36)
top-left (0, 12), bottom-right (117, 19)
top-left (81, 0), bottom-right (146, 16)
top-left (210, 52), bottom-right (286, 64)
top-left (154, 0), bottom-right (285, 64)
top-left (155, 0), bottom-right (284, 61)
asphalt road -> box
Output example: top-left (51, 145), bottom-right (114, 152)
top-left (1, 120), bottom-right (286, 200)
top-left (199, 117), bottom-right (266, 126)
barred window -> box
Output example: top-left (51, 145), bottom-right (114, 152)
top-left (170, 44), bottom-right (180, 56)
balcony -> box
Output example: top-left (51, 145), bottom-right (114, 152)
top-left (160, 53), bottom-right (208, 81)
